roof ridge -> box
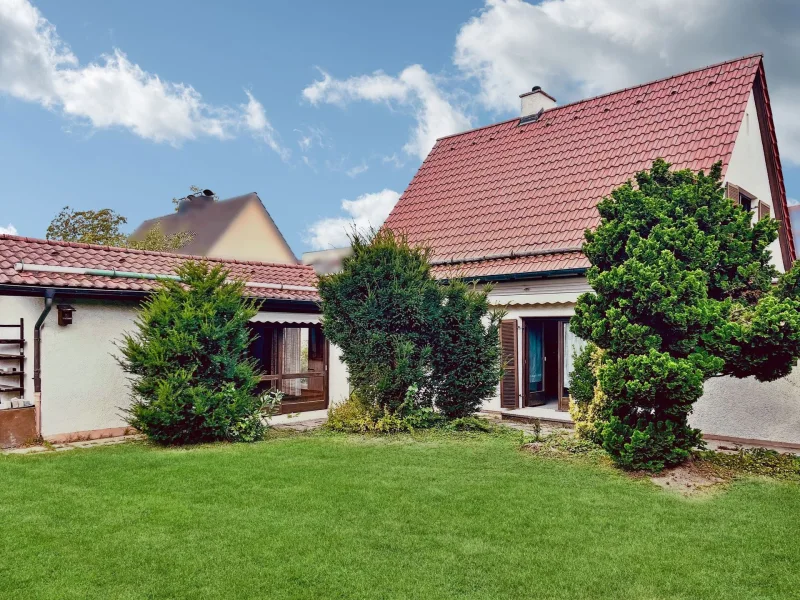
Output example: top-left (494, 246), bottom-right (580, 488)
top-left (136, 192), bottom-right (257, 227)
top-left (436, 54), bottom-right (762, 142)
top-left (0, 233), bottom-right (313, 272)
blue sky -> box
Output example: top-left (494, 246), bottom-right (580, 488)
top-left (2, 0), bottom-right (800, 256)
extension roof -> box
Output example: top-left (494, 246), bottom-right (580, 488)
top-left (0, 235), bottom-right (319, 302)
top-left (382, 55), bottom-right (795, 279)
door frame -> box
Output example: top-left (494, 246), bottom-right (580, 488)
top-left (522, 317), bottom-right (571, 411)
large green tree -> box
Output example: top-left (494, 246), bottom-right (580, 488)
top-left (571, 159), bottom-right (800, 471)
top-left (46, 206), bottom-right (128, 246)
top-left (47, 206), bottom-right (192, 252)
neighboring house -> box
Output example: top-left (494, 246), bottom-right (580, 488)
top-left (0, 235), bottom-right (348, 448)
top-left (791, 204), bottom-right (800, 256)
top-left (302, 247), bottom-right (352, 275)
top-left (131, 191), bottom-right (297, 264)
top-left (384, 54), bottom-right (800, 447)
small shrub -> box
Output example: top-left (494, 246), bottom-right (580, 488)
top-left (699, 447), bottom-right (800, 481)
top-left (525, 430), bottom-right (606, 459)
top-left (569, 343), bottom-right (607, 444)
top-left (325, 391), bottom-right (498, 434)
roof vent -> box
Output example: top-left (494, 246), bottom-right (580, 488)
top-left (520, 86), bottom-right (556, 122)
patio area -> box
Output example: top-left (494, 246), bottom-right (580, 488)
top-left (497, 399), bottom-right (574, 425)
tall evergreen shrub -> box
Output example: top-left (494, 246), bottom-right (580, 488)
top-left (318, 230), bottom-right (441, 412)
top-left (430, 280), bottom-right (504, 418)
top-left (319, 230), bottom-right (503, 418)
top-left (571, 159), bottom-right (800, 471)
top-left (119, 261), bottom-right (268, 444)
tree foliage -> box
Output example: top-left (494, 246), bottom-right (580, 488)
top-left (47, 206), bottom-right (192, 252)
top-left (318, 229), bottom-right (503, 418)
top-left (47, 206), bottom-right (128, 246)
top-left (127, 222), bottom-right (194, 252)
top-left (571, 159), bottom-right (800, 471)
top-left (318, 229), bottom-right (440, 412)
top-left (119, 261), bottom-right (271, 444)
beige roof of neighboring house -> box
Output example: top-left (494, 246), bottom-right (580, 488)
top-left (131, 192), bottom-right (297, 262)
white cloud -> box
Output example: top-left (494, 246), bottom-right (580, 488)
top-left (242, 91), bottom-right (289, 160)
top-left (789, 198), bottom-right (800, 206)
top-left (0, 224), bottom-right (17, 235)
top-left (346, 161), bottom-right (368, 178)
top-left (294, 126), bottom-right (327, 152)
top-left (302, 65), bottom-right (472, 160)
top-left (0, 0), bottom-right (287, 154)
top-left (382, 153), bottom-right (404, 168)
top-left (453, 0), bottom-right (800, 163)
top-left (305, 189), bottom-right (401, 249)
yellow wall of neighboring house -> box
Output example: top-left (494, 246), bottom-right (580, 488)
top-left (208, 200), bottom-right (297, 264)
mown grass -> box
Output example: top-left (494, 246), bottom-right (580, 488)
top-left (0, 428), bottom-right (798, 599)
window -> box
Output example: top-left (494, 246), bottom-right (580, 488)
top-left (739, 191), bottom-right (753, 213)
top-left (562, 322), bottom-right (587, 398)
top-left (248, 323), bottom-right (327, 413)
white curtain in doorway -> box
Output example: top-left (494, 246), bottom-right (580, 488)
top-left (563, 322), bottom-right (587, 389)
top-left (281, 328), bottom-right (302, 396)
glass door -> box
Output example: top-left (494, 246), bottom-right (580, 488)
top-left (526, 321), bottom-right (546, 406)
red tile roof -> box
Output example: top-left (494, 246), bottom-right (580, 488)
top-left (385, 55), bottom-right (792, 279)
top-left (0, 235), bottom-right (320, 302)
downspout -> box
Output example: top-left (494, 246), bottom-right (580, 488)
top-left (33, 289), bottom-right (55, 438)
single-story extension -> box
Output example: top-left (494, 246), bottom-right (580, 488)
top-left (0, 235), bottom-right (348, 447)
top-left (383, 54), bottom-right (800, 447)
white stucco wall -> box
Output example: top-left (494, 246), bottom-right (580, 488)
top-left (726, 90), bottom-right (786, 272)
top-left (40, 299), bottom-right (138, 437)
top-left (0, 294), bottom-right (350, 439)
top-left (690, 368), bottom-right (800, 445)
top-left (482, 276), bottom-right (800, 446)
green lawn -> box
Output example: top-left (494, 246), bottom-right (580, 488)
top-left (1, 430), bottom-right (798, 600)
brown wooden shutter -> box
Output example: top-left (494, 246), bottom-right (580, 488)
top-left (726, 183), bottom-right (741, 205)
top-left (758, 201), bottom-right (770, 220)
top-left (499, 320), bottom-right (518, 409)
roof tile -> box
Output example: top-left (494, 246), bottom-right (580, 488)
top-left (385, 57), bottom-right (763, 278)
top-left (0, 235), bottom-right (320, 302)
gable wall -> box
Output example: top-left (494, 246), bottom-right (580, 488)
top-left (209, 201), bottom-right (297, 264)
top-left (725, 89), bottom-right (786, 272)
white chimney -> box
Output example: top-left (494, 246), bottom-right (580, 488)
top-left (520, 86), bottom-right (556, 119)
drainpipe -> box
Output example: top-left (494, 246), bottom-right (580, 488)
top-left (33, 289), bottom-right (55, 438)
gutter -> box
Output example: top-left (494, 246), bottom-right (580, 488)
top-left (33, 288), bottom-right (55, 438)
top-left (429, 246), bottom-right (584, 267)
top-left (438, 267), bottom-right (588, 285)
top-left (13, 263), bottom-right (318, 293)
